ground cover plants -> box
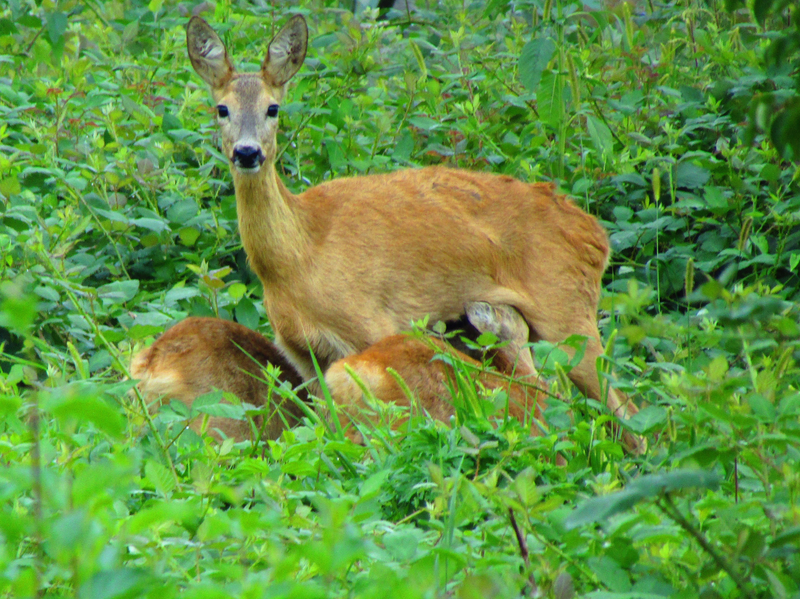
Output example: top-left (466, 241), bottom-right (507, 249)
top-left (1, 0), bottom-right (799, 596)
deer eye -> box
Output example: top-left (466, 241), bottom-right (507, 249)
top-left (217, 105), bottom-right (229, 118)
top-left (266, 104), bottom-right (279, 118)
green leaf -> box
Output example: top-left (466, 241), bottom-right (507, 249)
top-left (519, 38), bottom-right (556, 92)
top-left (360, 469), bottom-right (390, 500)
top-left (771, 526), bottom-right (800, 548)
top-left (630, 470), bottom-right (722, 497)
top-left (235, 298), bottom-right (260, 330)
top-left (0, 282), bottom-right (37, 334)
top-left (46, 11), bottom-right (67, 45)
top-left (145, 460), bottom-right (176, 496)
top-left (624, 406), bottom-right (668, 434)
top-left (675, 162), bottom-right (710, 189)
top-left (178, 227), bottom-right (201, 247)
top-left (565, 470), bottom-right (721, 529)
top-left (97, 280), bottom-right (139, 303)
top-left (228, 283), bottom-right (247, 301)
top-left (196, 401), bottom-right (245, 419)
top-left (79, 568), bottom-right (151, 599)
top-left (538, 71), bottom-right (564, 129)
top-left (0, 175), bottom-right (21, 196)
top-left (193, 390), bottom-right (224, 409)
top-left (587, 556), bottom-right (632, 592)
top-left (162, 112), bottom-right (182, 132)
top-left (45, 391), bottom-right (125, 438)
top-left (752, 0), bottom-right (773, 23)
top-left (0, 395), bottom-right (21, 416)
top-left (586, 115), bottom-right (614, 165)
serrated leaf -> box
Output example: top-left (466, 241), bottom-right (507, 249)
top-left (587, 115), bottom-right (614, 165)
top-left (675, 162), bottom-right (710, 189)
top-left (624, 406), bottom-right (668, 434)
top-left (519, 38), bottom-right (556, 92)
top-left (197, 402), bottom-right (245, 419)
top-left (193, 390), bottom-right (224, 409)
top-left (538, 71), bottom-right (564, 128)
top-left (97, 279), bottom-right (139, 303)
top-left (565, 470), bottom-right (721, 529)
top-left (145, 460), bottom-right (176, 496)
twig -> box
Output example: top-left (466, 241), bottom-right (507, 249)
top-left (658, 493), bottom-right (751, 596)
top-left (30, 393), bottom-right (44, 598)
top-left (509, 508), bottom-right (538, 596)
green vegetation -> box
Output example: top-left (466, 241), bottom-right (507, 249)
top-left (1, 0), bottom-right (798, 596)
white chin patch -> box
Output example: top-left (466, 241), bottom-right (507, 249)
top-left (234, 164), bottom-right (261, 174)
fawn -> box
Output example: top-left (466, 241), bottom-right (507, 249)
top-left (131, 303), bottom-right (550, 441)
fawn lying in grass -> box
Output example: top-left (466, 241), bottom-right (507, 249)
top-left (131, 303), bottom-right (550, 442)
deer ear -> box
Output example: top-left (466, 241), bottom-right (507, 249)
top-left (187, 17), bottom-right (235, 91)
top-left (262, 15), bottom-right (308, 87)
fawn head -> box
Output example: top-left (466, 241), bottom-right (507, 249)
top-left (186, 16), bottom-right (307, 173)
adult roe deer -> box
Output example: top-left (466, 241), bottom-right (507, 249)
top-left (185, 15), bottom-right (642, 451)
top-left (132, 303), bottom-right (550, 442)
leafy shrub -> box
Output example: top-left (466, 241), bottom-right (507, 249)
top-left (0, 0), bottom-right (798, 597)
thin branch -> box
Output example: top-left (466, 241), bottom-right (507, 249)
top-left (658, 493), bottom-right (751, 596)
top-left (509, 508), bottom-right (538, 596)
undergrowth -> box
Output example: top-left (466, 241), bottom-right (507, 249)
top-left (0, 0), bottom-right (798, 597)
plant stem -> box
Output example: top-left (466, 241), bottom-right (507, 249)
top-left (658, 493), bottom-right (751, 596)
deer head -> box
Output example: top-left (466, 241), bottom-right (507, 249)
top-left (186, 16), bottom-right (308, 172)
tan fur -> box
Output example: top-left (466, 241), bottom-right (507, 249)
top-left (186, 16), bottom-right (643, 453)
top-left (132, 316), bottom-right (550, 442)
top-left (130, 317), bottom-right (307, 441)
top-left (325, 334), bottom-right (549, 441)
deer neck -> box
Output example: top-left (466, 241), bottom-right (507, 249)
top-left (232, 163), bottom-right (310, 285)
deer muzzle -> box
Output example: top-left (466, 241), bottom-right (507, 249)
top-left (232, 145), bottom-right (265, 172)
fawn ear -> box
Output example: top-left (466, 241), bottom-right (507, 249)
top-left (187, 17), bottom-right (235, 91)
top-left (262, 15), bottom-right (307, 88)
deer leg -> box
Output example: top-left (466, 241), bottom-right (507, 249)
top-left (539, 320), bottom-right (645, 454)
top-left (463, 301), bottom-right (538, 377)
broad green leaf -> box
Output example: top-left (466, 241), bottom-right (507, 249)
top-left (46, 11), bottom-right (67, 44)
top-left (235, 298), bottom-right (260, 330)
top-left (228, 282), bottom-right (247, 301)
top-left (360, 469), bottom-right (390, 500)
top-left (79, 568), bottom-right (151, 599)
top-left (624, 406), bottom-right (668, 434)
top-left (0, 175), bottom-right (20, 196)
top-left (97, 280), bottom-right (139, 303)
top-left (537, 71), bottom-right (564, 128)
top-left (753, 0), bottom-right (773, 23)
top-left (145, 460), bottom-right (176, 496)
top-left (45, 391), bottom-right (125, 438)
top-left (193, 390), bottom-right (224, 409)
top-left (586, 115), bottom-right (614, 165)
top-left (196, 401), bottom-right (245, 419)
top-left (627, 470), bottom-right (722, 498)
top-left (587, 556), bottom-right (632, 593)
top-left (0, 395), bottom-right (21, 416)
top-left (565, 470), bottom-right (721, 529)
top-left (519, 38), bottom-right (556, 93)
top-left (675, 162), bottom-right (710, 189)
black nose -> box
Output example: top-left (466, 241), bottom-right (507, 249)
top-left (233, 146), bottom-right (265, 169)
